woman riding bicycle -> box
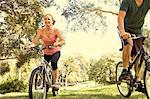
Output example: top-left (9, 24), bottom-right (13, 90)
top-left (30, 13), bottom-right (65, 91)
top-left (118, 0), bottom-right (150, 93)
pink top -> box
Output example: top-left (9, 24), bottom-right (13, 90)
top-left (41, 29), bottom-right (60, 55)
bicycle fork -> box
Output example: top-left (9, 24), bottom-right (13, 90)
top-left (44, 65), bottom-right (52, 86)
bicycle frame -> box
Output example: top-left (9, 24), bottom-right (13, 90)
top-left (118, 34), bottom-right (147, 73)
top-left (32, 46), bottom-right (55, 87)
top-left (128, 46), bottom-right (144, 69)
top-left (127, 40), bottom-right (149, 79)
top-left (29, 46), bottom-right (60, 99)
top-left (41, 57), bottom-right (53, 86)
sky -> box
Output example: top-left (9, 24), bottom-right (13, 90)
top-left (60, 13), bottom-right (121, 59)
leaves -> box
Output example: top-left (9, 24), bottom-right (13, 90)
top-left (60, 55), bottom-right (89, 83)
top-left (88, 54), bottom-right (119, 84)
top-left (61, 0), bottom-right (119, 33)
top-left (0, 0), bottom-right (43, 59)
top-left (0, 62), bottom-right (10, 76)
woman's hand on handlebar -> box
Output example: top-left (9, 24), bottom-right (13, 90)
top-left (53, 42), bottom-right (60, 47)
top-left (29, 43), bottom-right (36, 48)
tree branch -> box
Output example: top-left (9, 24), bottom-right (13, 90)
top-left (0, 57), bottom-right (16, 60)
top-left (82, 7), bottom-right (118, 16)
top-left (98, 9), bottom-right (118, 15)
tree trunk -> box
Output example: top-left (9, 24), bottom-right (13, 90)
top-left (65, 71), bottom-right (70, 87)
top-left (17, 68), bottom-right (21, 80)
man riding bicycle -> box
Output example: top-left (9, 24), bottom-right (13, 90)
top-left (118, 0), bottom-right (150, 93)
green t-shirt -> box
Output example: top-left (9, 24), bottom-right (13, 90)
top-left (120, 0), bottom-right (150, 35)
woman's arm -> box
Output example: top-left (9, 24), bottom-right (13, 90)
top-left (54, 29), bottom-right (65, 46)
top-left (31, 29), bottom-right (41, 47)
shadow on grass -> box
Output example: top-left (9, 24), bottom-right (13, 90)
top-left (0, 85), bottom-right (147, 99)
top-left (0, 92), bottom-right (146, 99)
top-left (0, 96), bottom-right (29, 99)
top-left (47, 86), bottom-right (147, 99)
top-left (49, 93), bottom-right (146, 99)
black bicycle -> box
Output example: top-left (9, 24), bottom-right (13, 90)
top-left (116, 35), bottom-right (150, 98)
top-left (28, 46), bottom-right (60, 99)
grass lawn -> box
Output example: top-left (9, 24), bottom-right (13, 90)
top-left (0, 82), bottom-right (147, 99)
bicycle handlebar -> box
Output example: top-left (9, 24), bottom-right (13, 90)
top-left (30, 45), bottom-right (56, 52)
top-left (130, 34), bottom-right (146, 40)
top-left (119, 34), bottom-right (147, 51)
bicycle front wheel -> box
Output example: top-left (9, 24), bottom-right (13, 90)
top-left (29, 66), bottom-right (47, 99)
top-left (116, 62), bottom-right (132, 97)
top-left (144, 62), bottom-right (150, 99)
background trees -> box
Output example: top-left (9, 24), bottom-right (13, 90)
top-left (60, 54), bottom-right (89, 86)
top-left (0, 0), bottom-right (149, 93)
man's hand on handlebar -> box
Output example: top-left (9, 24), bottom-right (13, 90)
top-left (121, 32), bottom-right (131, 40)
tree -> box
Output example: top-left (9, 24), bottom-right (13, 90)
top-left (88, 54), bottom-right (119, 84)
top-left (0, 62), bottom-right (10, 76)
top-left (0, 0), bottom-right (43, 58)
top-left (61, 56), bottom-right (77, 86)
top-left (0, 0), bottom-right (45, 80)
top-left (60, 54), bottom-right (88, 86)
top-left (143, 29), bottom-right (150, 51)
top-left (61, 0), bottom-right (120, 33)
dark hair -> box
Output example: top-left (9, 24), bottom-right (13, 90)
top-left (44, 14), bottom-right (56, 25)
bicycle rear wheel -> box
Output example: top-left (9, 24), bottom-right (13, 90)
top-left (116, 62), bottom-right (132, 97)
top-left (29, 66), bottom-right (47, 99)
top-left (144, 62), bottom-right (150, 99)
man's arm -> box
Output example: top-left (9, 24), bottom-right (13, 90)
top-left (118, 10), bottom-right (126, 37)
top-left (118, 11), bottom-right (131, 39)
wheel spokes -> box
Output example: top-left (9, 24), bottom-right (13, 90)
top-left (116, 62), bottom-right (132, 97)
top-left (31, 69), bottom-right (47, 99)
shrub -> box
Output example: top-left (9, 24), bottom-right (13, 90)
top-left (0, 62), bottom-right (10, 76)
top-left (0, 78), bottom-right (26, 94)
top-left (88, 55), bottom-right (118, 84)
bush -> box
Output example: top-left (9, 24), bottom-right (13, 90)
top-left (88, 55), bottom-right (118, 84)
top-left (0, 78), bottom-right (26, 94)
top-left (0, 62), bottom-right (10, 76)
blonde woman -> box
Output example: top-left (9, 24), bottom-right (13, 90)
top-left (30, 13), bottom-right (65, 91)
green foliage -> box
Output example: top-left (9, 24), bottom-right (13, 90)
top-left (0, 0), bottom-right (43, 58)
top-left (0, 62), bottom-right (10, 76)
top-left (88, 55), bottom-right (118, 84)
top-left (60, 54), bottom-right (89, 83)
top-left (143, 29), bottom-right (150, 51)
top-left (0, 78), bottom-right (26, 94)
top-left (15, 49), bottom-right (38, 68)
top-left (61, 0), bottom-right (108, 32)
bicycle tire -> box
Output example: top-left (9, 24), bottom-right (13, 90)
top-left (29, 66), bottom-right (47, 99)
top-left (144, 61), bottom-right (150, 99)
top-left (116, 61), bottom-right (132, 97)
